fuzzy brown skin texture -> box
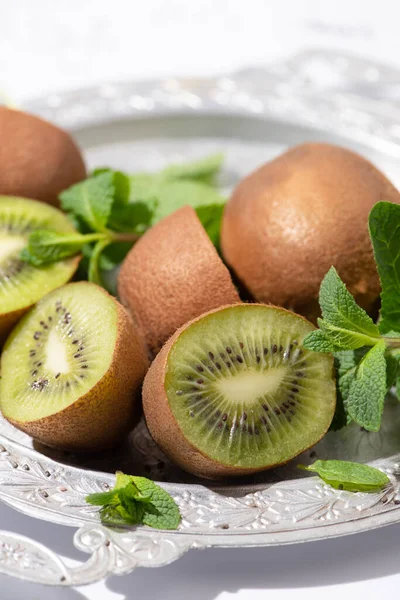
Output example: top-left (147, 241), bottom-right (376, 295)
top-left (143, 304), bottom-right (335, 480)
top-left (9, 300), bottom-right (149, 452)
top-left (118, 206), bottom-right (240, 357)
top-left (0, 255), bottom-right (81, 348)
top-left (221, 143), bottom-right (400, 321)
top-left (0, 107), bottom-right (86, 205)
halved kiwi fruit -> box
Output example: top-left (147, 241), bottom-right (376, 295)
top-left (0, 197), bottom-right (80, 344)
top-left (0, 107), bottom-right (86, 206)
top-left (221, 143), bottom-right (400, 321)
top-left (118, 205), bottom-right (240, 356)
top-left (143, 304), bottom-right (336, 479)
top-left (0, 282), bottom-right (148, 451)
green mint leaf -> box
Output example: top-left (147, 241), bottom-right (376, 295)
top-left (302, 329), bottom-right (339, 353)
top-left (92, 169), bottom-right (131, 207)
top-left (152, 180), bottom-right (225, 224)
top-left (85, 491), bottom-right (119, 506)
top-left (86, 472), bottom-right (180, 530)
top-left (333, 348), bottom-right (369, 428)
top-left (369, 201), bottom-right (400, 335)
top-left (21, 230), bottom-right (88, 266)
top-left (108, 200), bottom-right (156, 233)
top-left (60, 172), bottom-right (115, 232)
top-left (319, 267), bottom-right (379, 337)
top-left (196, 203), bottom-right (224, 247)
top-left (88, 239), bottom-right (112, 286)
top-left (346, 340), bottom-right (387, 431)
top-left (299, 459), bottom-right (389, 492)
top-left (386, 353), bottom-right (400, 390)
top-left (131, 476), bottom-right (181, 530)
top-left (317, 319), bottom-right (379, 350)
top-left (161, 153), bottom-right (224, 186)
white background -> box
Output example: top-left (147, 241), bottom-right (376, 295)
top-left (1, 1), bottom-right (400, 598)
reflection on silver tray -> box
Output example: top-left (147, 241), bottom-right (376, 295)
top-left (1, 49), bottom-right (400, 587)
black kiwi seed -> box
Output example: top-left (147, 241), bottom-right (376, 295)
top-left (291, 387), bottom-right (299, 393)
top-left (272, 344), bottom-right (278, 353)
top-left (197, 379), bottom-right (204, 385)
top-left (208, 352), bottom-right (214, 360)
top-left (197, 365), bottom-right (204, 373)
top-left (262, 403), bottom-right (269, 412)
top-left (239, 342), bottom-right (244, 349)
top-left (216, 362), bottom-right (222, 370)
top-left (236, 355), bottom-right (243, 363)
top-left (33, 332), bottom-right (41, 340)
top-left (74, 353), bottom-right (81, 358)
top-left (226, 347), bottom-right (232, 354)
top-left (263, 348), bottom-right (268, 355)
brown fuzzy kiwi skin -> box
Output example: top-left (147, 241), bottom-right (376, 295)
top-left (7, 295), bottom-right (149, 452)
top-left (118, 205), bottom-right (240, 357)
top-left (0, 107), bottom-right (86, 206)
top-left (0, 255), bottom-right (81, 348)
top-left (142, 303), bottom-right (335, 480)
top-left (221, 143), bottom-right (400, 321)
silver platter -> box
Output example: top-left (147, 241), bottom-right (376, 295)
top-left (1, 50), bottom-right (400, 587)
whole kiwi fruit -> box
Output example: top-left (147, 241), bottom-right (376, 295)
top-left (0, 107), bottom-right (86, 205)
top-left (118, 205), bottom-right (240, 356)
top-left (221, 143), bottom-right (400, 321)
top-left (0, 282), bottom-right (148, 452)
top-left (143, 303), bottom-right (335, 479)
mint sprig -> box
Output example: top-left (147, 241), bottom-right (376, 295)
top-left (303, 201), bottom-right (400, 432)
top-left (299, 460), bottom-right (389, 492)
top-left (21, 154), bottom-right (225, 287)
top-left (86, 472), bottom-right (181, 530)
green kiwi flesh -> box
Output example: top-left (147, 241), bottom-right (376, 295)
top-left (0, 197), bottom-right (79, 339)
top-left (1, 282), bottom-right (116, 421)
top-left (159, 305), bottom-right (335, 474)
top-left (0, 282), bottom-right (148, 451)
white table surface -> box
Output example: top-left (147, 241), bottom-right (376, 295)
top-left (1, 1), bottom-right (400, 598)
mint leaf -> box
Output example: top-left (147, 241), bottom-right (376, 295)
top-left (92, 169), bottom-right (131, 206)
top-left (86, 490), bottom-right (119, 506)
top-left (132, 477), bottom-right (181, 530)
top-left (21, 231), bottom-right (85, 266)
top-left (85, 472), bottom-right (180, 531)
top-left (60, 172), bottom-right (115, 232)
top-left (303, 329), bottom-right (340, 352)
top-left (108, 200), bottom-right (156, 233)
top-left (299, 459), bottom-right (389, 492)
top-left (161, 152), bottom-right (223, 186)
top-left (369, 201), bottom-right (400, 335)
top-left (334, 348), bottom-right (369, 428)
top-left (196, 203), bottom-right (224, 247)
top-left (21, 230), bottom-right (107, 267)
top-left (152, 180), bottom-right (225, 224)
top-left (317, 319), bottom-right (379, 350)
top-left (319, 267), bottom-right (379, 338)
top-left (88, 239), bottom-right (112, 286)
top-left (346, 340), bottom-right (387, 431)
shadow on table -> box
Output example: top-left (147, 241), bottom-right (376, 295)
top-left (107, 523), bottom-right (400, 599)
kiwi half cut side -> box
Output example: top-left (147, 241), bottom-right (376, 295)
top-left (143, 304), bottom-right (336, 479)
top-left (0, 196), bottom-right (80, 344)
top-left (0, 282), bottom-right (148, 452)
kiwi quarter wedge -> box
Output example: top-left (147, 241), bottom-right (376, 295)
top-left (0, 197), bottom-right (80, 344)
top-left (118, 205), bottom-right (240, 357)
top-left (0, 282), bottom-right (148, 451)
top-left (143, 304), bottom-right (336, 479)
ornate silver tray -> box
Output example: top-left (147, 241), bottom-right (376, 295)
top-left (1, 50), bottom-right (400, 587)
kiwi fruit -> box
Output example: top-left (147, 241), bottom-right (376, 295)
top-left (0, 107), bottom-right (86, 205)
top-left (118, 205), bottom-right (240, 356)
top-left (0, 282), bottom-right (148, 452)
top-left (143, 304), bottom-right (336, 479)
top-left (0, 197), bottom-right (80, 345)
top-left (221, 143), bottom-right (400, 321)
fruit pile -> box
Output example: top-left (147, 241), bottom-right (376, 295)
top-left (0, 107), bottom-right (398, 481)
